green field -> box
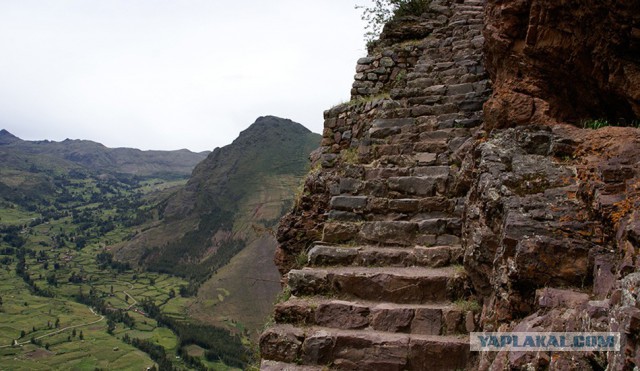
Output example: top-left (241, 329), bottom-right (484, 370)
top-left (0, 173), bottom-right (246, 370)
top-left (0, 207), bottom-right (39, 225)
top-left (0, 268), bottom-right (156, 370)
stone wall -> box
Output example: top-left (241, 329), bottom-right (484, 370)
top-left (352, 46), bottom-right (421, 99)
top-left (274, 0), bottom-right (490, 277)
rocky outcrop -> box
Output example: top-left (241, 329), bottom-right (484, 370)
top-left (463, 0), bottom-right (640, 368)
top-left (262, 0), bottom-right (490, 369)
top-left (483, 0), bottom-right (640, 130)
top-left (464, 124), bottom-right (640, 369)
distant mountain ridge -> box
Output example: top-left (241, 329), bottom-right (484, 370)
top-left (0, 129), bottom-right (209, 177)
top-left (0, 129), bottom-right (21, 144)
top-left (0, 128), bottom-right (209, 209)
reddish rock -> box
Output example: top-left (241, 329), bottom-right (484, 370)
top-left (483, 0), bottom-right (640, 130)
top-left (315, 301), bottom-right (370, 329)
top-left (442, 307), bottom-right (464, 335)
top-left (536, 287), bottom-right (589, 309)
top-left (359, 221), bottom-right (418, 245)
top-left (301, 330), bottom-right (335, 365)
top-left (323, 222), bottom-right (360, 244)
top-left (259, 325), bottom-right (304, 363)
top-left (275, 300), bottom-right (316, 325)
top-left (410, 307), bottom-right (443, 335)
top-left (407, 337), bottom-right (473, 370)
top-left (370, 307), bottom-right (414, 332)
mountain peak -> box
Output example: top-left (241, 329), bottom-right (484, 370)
top-left (242, 115), bottom-right (311, 135)
top-left (0, 129), bottom-right (22, 145)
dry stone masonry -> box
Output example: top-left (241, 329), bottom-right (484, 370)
top-left (260, 0), bottom-right (640, 369)
top-left (260, 0), bottom-right (490, 369)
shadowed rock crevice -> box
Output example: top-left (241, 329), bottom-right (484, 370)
top-left (483, 0), bottom-right (640, 130)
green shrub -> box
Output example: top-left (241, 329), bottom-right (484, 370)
top-left (357, 0), bottom-right (432, 43)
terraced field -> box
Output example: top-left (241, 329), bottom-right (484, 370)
top-left (0, 174), bottom-right (244, 370)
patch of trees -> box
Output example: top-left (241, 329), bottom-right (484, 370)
top-left (178, 282), bottom-right (199, 298)
top-left (46, 273), bottom-right (58, 286)
top-left (147, 209), bottom-right (246, 292)
top-left (122, 334), bottom-right (175, 371)
top-left (15, 253), bottom-right (55, 297)
top-left (68, 271), bottom-right (84, 283)
top-left (140, 299), bottom-right (249, 369)
top-left (0, 225), bottom-right (22, 234)
top-left (96, 251), bottom-right (131, 272)
top-left (177, 347), bottom-right (208, 371)
top-left (3, 233), bottom-right (26, 248)
top-left (357, 0), bottom-right (433, 44)
top-left (75, 288), bottom-right (135, 329)
top-left (0, 247), bottom-right (15, 255)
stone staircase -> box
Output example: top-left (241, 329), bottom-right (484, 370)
top-left (260, 0), bottom-right (490, 369)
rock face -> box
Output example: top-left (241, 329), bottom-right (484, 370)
top-left (463, 125), bottom-right (640, 369)
top-left (261, 0), bottom-right (640, 370)
top-left (466, 0), bottom-right (640, 368)
top-left (483, 0), bottom-right (640, 130)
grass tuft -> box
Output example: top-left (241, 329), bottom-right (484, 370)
top-left (454, 299), bottom-right (482, 313)
top-left (581, 118), bottom-right (640, 130)
top-left (341, 147), bottom-right (360, 165)
top-left (581, 119), bottom-right (610, 130)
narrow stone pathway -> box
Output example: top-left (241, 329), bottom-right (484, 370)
top-left (260, 0), bottom-right (491, 369)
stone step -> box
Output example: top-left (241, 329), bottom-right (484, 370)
top-left (308, 244), bottom-right (463, 268)
top-left (260, 360), bottom-right (323, 371)
top-left (369, 152), bottom-right (448, 168)
top-left (274, 297), bottom-right (477, 335)
top-left (286, 266), bottom-right (466, 303)
top-left (259, 325), bottom-right (474, 370)
top-left (409, 103), bottom-right (459, 117)
top-left (363, 167), bottom-right (411, 180)
top-left (456, 5), bottom-right (484, 11)
top-left (387, 174), bottom-right (449, 197)
top-left (361, 161), bottom-right (461, 178)
top-left (340, 171), bottom-right (451, 201)
top-left (387, 196), bottom-right (457, 213)
top-left (328, 195), bottom-right (458, 216)
top-left (412, 138), bottom-right (449, 153)
top-left (416, 217), bottom-right (462, 236)
top-left (322, 220), bottom-right (461, 245)
top-left (419, 127), bottom-right (472, 140)
top-left (359, 220), bottom-right (418, 245)
top-left (325, 213), bottom-right (462, 235)
top-left (370, 153), bottom-right (453, 168)
top-left (372, 154), bottom-right (438, 168)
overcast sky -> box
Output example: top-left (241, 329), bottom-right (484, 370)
top-left (0, 1), bottom-right (368, 152)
